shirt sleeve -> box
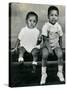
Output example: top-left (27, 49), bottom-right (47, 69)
top-left (18, 29), bottom-right (23, 40)
top-left (41, 23), bottom-right (48, 36)
top-left (58, 25), bottom-right (63, 36)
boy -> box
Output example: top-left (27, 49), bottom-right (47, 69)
top-left (40, 6), bottom-right (64, 84)
top-left (12, 11), bottom-right (41, 72)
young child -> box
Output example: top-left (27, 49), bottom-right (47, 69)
top-left (12, 11), bottom-right (41, 72)
top-left (40, 6), bottom-right (64, 84)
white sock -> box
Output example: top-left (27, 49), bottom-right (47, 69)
top-left (41, 66), bottom-right (47, 74)
top-left (40, 66), bottom-right (47, 84)
top-left (58, 65), bottom-right (63, 72)
top-left (57, 65), bottom-right (64, 81)
top-left (18, 57), bottom-right (24, 62)
top-left (32, 61), bottom-right (37, 65)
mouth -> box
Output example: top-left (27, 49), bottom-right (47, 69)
top-left (31, 24), bottom-right (35, 27)
top-left (52, 19), bottom-right (56, 22)
top-left (51, 20), bottom-right (56, 24)
top-left (28, 25), bottom-right (34, 28)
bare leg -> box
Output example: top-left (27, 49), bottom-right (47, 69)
top-left (54, 47), bottom-right (64, 81)
top-left (40, 48), bottom-right (49, 85)
top-left (31, 48), bottom-right (39, 73)
top-left (18, 47), bottom-right (26, 62)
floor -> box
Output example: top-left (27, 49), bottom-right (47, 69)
top-left (9, 62), bottom-right (65, 87)
top-left (9, 50), bottom-right (65, 87)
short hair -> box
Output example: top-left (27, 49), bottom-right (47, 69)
top-left (48, 6), bottom-right (59, 17)
top-left (26, 11), bottom-right (38, 23)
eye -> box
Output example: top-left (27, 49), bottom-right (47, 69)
top-left (51, 14), bottom-right (53, 16)
top-left (33, 20), bottom-right (36, 23)
top-left (29, 20), bottom-right (32, 22)
top-left (55, 14), bottom-right (58, 16)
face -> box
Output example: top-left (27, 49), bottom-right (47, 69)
top-left (48, 10), bottom-right (58, 25)
top-left (26, 15), bottom-right (37, 29)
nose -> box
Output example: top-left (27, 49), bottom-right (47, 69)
top-left (53, 15), bottom-right (56, 19)
top-left (31, 21), bottom-right (34, 24)
top-left (52, 15), bottom-right (55, 19)
top-left (30, 22), bottom-right (34, 27)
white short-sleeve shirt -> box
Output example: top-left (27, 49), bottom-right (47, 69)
top-left (42, 22), bottom-right (63, 49)
top-left (18, 26), bottom-right (40, 52)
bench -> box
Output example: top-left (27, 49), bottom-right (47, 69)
top-left (10, 48), bottom-right (65, 64)
top-left (9, 48), bottom-right (65, 87)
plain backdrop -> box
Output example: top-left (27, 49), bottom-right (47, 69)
top-left (0, 0), bottom-right (67, 90)
top-left (11, 3), bottom-right (65, 48)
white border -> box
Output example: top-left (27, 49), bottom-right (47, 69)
top-left (0, 0), bottom-right (67, 90)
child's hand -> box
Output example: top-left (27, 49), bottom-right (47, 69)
top-left (35, 45), bottom-right (40, 49)
top-left (40, 42), bottom-right (44, 48)
top-left (48, 48), bottom-right (54, 55)
top-left (37, 35), bottom-right (42, 45)
top-left (38, 35), bottom-right (42, 41)
top-left (11, 48), bottom-right (17, 53)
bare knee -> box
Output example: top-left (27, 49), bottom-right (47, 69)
top-left (42, 48), bottom-right (49, 59)
top-left (19, 47), bottom-right (26, 56)
top-left (55, 48), bottom-right (63, 59)
top-left (58, 52), bottom-right (63, 59)
top-left (32, 48), bottom-right (39, 56)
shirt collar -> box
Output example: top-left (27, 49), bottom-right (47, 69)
top-left (48, 22), bottom-right (58, 26)
top-left (26, 26), bottom-right (36, 30)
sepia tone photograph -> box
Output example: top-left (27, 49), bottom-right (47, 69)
top-left (9, 3), bottom-right (65, 87)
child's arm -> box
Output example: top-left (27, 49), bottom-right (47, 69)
top-left (35, 32), bottom-right (42, 49)
top-left (42, 35), bottom-right (53, 54)
top-left (58, 24), bottom-right (63, 49)
top-left (36, 35), bottom-right (42, 45)
top-left (41, 23), bottom-right (53, 53)
top-left (35, 35), bottom-right (42, 49)
top-left (59, 36), bottom-right (63, 49)
top-left (11, 39), bottom-right (20, 53)
top-left (15, 39), bottom-right (20, 49)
